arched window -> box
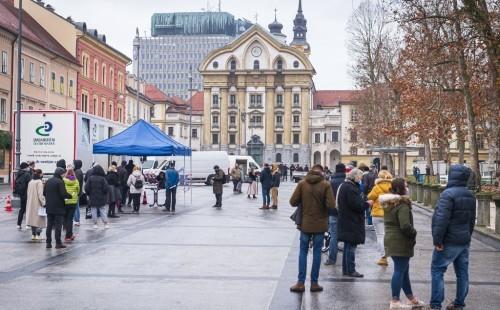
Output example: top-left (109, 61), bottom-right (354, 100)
top-left (276, 153), bottom-right (282, 163)
top-left (293, 153), bottom-right (299, 163)
top-left (277, 59), bottom-right (283, 71)
top-left (293, 61), bottom-right (299, 68)
top-left (212, 61), bottom-right (219, 69)
top-left (253, 60), bottom-right (260, 70)
top-left (230, 59), bottom-right (236, 71)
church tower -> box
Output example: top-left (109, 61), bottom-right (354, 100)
top-left (268, 9), bottom-right (287, 44)
top-left (290, 0), bottom-right (310, 55)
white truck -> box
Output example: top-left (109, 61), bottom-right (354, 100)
top-left (14, 110), bottom-right (130, 174)
top-left (228, 155), bottom-right (261, 181)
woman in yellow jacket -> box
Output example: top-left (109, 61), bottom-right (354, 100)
top-left (368, 169), bottom-right (393, 266)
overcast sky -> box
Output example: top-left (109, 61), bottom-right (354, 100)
top-left (46, 0), bottom-right (364, 90)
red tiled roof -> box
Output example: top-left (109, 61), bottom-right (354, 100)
top-left (0, 1), bottom-right (77, 65)
top-left (313, 90), bottom-right (357, 109)
top-left (190, 91), bottom-right (204, 112)
top-left (145, 84), bottom-right (168, 102)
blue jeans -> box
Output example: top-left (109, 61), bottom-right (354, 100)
top-left (328, 216), bottom-right (338, 263)
top-left (342, 242), bottom-right (357, 274)
top-left (365, 207), bottom-right (373, 225)
top-left (73, 200), bottom-right (80, 222)
top-left (298, 232), bottom-right (323, 283)
top-left (391, 256), bottom-right (413, 300)
top-left (430, 244), bottom-right (470, 308)
top-left (262, 187), bottom-right (271, 205)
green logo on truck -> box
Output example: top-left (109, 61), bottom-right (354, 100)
top-left (35, 122), bottom-right (53, 137)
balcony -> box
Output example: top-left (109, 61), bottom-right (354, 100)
top-left (275, 122), bottom-right (284, 129)
top-left (228, 103), bottom-right (238, 110)
top-left (211, 124), bottom-right (220, 130)
top-left (293, 122), bottom-right (300, 128)
top-left (228, 123), bottom-right (237, 129)
top-left (211, 104), bottom-right (220, 110)
top-left (249, 104), bottom-right (263, 110)
top-left (274, 102), bottom-right (284, 110)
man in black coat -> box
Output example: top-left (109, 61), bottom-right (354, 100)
top-left (325, 163), bottom-right (346, 266)
top-left (125, 160), bottom-right (134, 206)
top-left (14, 162), bottom-right (32, 229)
top-left (337, 168), bottom-right (371, 277)
top-left (44, 167), bottom-right (72, 248)
top-left (430, 165), bottom-right (476, 310)
top-left (85, 165), bottom-right (109, 228)
top-left (117, 161), bottom-right (128, 211)
top-left (259, 164), bottom-right (273, 209)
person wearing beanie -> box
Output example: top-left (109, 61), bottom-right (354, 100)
top-left (63, 168), bottom-right (80, 241)
top-left (14, 162), bottom-right (32, 230)
top-left (325, 163), bottom-right (346, 266)
top-left (44, 167), bottom-right (72, 249)
top-left (56, 159), bottom-right (67, 171)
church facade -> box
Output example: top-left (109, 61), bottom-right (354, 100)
top-left (199, 1), bottom-right (315, 166)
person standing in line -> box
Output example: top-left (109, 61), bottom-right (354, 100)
top-left (359, 164), bottom-right (374, 227)
top-left (337, 168), bottom-right (372, 278)
top-left (290, 164), bottom-right (295, 181)
top-left (125, 160), bottom-right (135, 207)
top-left (270, 164), bottom-right (281, 209)
top-left (247, 168), bottom-right (258, 199)
top-left (28, 161), bottom-right (35, 175)
top-left (430, 165), bottom-right (476, 310)
top-left (289, 164), bottom-right (336, 293)
top-left (106, 165), bottom-right (121, 218)
top-left (325, 163), bottom-right (346, 266)
top-left (259, 163), bottom-right (272, 210)
top-left (14, 162), bottom-right (32, 230)
top-left (73, 160), bottom-right (84, 226)
top-left (26, 169), bottom-right (46, 241)
top-left (380, 178), bottom-right (424, 309)
top-left (127, 166), bottom-right (145, 214)
top-left (117, 161), bottom-right (128, 213)
top-left (164, 161), bottom-right (179, 213)
top-left (230, 165), bottom-right (241, 193)
top-left (304, 164), bottom-right (309, 172)
top-left (368, 170), bottom-right (393, 267)
top-left (283, 164), bottom-right (289, 182)
top-left (63, 167), bottom-right (80, 242)
top-left (44, 167), bottom-right (72, 249)
top-left (85, 165), bottom-right (110, 228)
top-left (212, 165), bottom-right (225, 208)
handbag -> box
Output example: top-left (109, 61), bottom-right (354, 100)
top-left (290, 204), bottom-right (302, 227)
top-left (37, 206), bottom-right (47, 217)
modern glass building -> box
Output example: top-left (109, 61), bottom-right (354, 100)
top-left (133, 12), bottom-right (251, 100)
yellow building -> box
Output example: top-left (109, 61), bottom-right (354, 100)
top-left (199, 4), bottom-right (315, 165)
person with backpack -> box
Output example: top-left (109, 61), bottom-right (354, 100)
top-left (63, 167), bottom-right (80, 241)
top-left (164, 161), bottom-right (180, 213)
top-left (127, 166), bottom-right (145, 213)
top-left (212, 165), bottom-right (225, 208)
top-left (14, 162), bottom-right (32, 230)
top-left (84, 165), bottom-right (110, 228)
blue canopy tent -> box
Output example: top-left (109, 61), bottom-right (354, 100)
top-left (93, 119), bottom-right (191, 156)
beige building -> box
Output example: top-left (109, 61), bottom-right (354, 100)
top-left (125, 74), bottom-right (154, 124)
top-left (199, 18), bottom-right (315, 165)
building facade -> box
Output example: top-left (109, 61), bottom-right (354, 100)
top-left (200, 4), bottom-right (315, 166)
top-left (75, 23), bottom-right (130, 124)
top-left (133, 12), bottom-right (251, 100)
top-left (125, 74), bottom-right (154, 124)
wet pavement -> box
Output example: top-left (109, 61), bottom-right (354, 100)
top-left (0, 182), bottom-right (499, 310)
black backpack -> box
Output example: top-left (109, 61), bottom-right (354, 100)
top-left (221, 171), bottom-right (227, 184)
top-left (134, 178), bottom-right (144, 189)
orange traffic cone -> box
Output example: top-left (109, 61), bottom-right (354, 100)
top-left (142, 191), bottom-right (148, 205)
top-left (5, 195), bottom-right (12, 212)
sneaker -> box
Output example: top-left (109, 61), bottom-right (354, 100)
top-left (389, 301), bottom-right (412, 309)
top-left (34, 235), bottom-right (41, 241)
top-left (259, 205), bottom-right (270, 210)
top-left (377, 256), bottom-right (389, 266)
top-left (310, 282), bottom-right (323, 292)
top-left (74, 222), bottom-right (80, 226)
top-left (270, 205), bottom-right (278, 209)
top-left (16, 225), bottom-right (21, 230)
top-left (46, 243), bottom-right (52, 249)
top-left (104, 224), bottom-right (110, 229)
top-left (324, 259), bottom-right (336, 266)
top-left (93, 224), bottom-right (98, 229)
top-left (55, 244), bottom-right (67, 249)
top-left (407, 298), bottom-right (426, 307)
top-left (345, 271), bottom-right (364, 278)
top-left (31, 235), bottom-right (36, 241)
top-left (445, 302), bottom-right (464, 310)
top-left (289, 282), bottom-right (305, 293)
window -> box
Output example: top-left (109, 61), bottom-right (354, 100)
top-left (82, 55), bottom-right (89, 77)
top-left (93, 60), bottom-right (98, 81)
top-left (293, 115), bottom-right (300, 126)
top-left (109, 103), bottom-right (113, 119)
top-left (59, 76), bottom-right (64, 94)
top-left (229, 134), bottom-right (236, 144)
top-left (212, 115), bottom-right (219, 127)
top-left (69, 80), bottom-right (74, 97)
top-left (350, 108), bottom-right (358, 122)
top-left (253, 60), bottom-right (260, 70)
top-left (0, 149), bottom-right (5, 169)
top-left (276, 133), bottom-right (283, 144)
top-left (118, 107), bottom-right (123, 123)
top-left (350, 129), bottom-right (357, 142)
top-left (110, 69), bottom-right (114, 90)
top-left (212, 94), bottom-right (219, 106)
top-left (102, 64), bottom-right (106, 85)
top-left (230, 59), bottom-right (236, 71)
top-left (168, 127), bottom-right (174, 136)
top-left (230, 94), bottom-right (236, 106)
top-left (293, 93), bottom-right (300, 106)
top-left (93, 98), bottom-right (97, 115)
top-left (192, 128), bottom-right (198, 139)
top-left (20, 58), bottom-right (24, 80)
top-left (250, 94), bottom-right (262, 107)
top-left (0, 98), bottom-right (6, 123)
top-left (293, 133), bottom-right (300, 144)
top-left (476, 134), bottom-right (485, 149)
top-left (101, 99), bottom-right (105, 117)
top-left (314, 133), bottom-right (321, 144)
top-left (276, 94), bottom-right (283, 106)
top-left (29, 62), bottom-right (34, 83)
top-left (250, 115), bottom-right (262, 126)
top-left (212, 133), bottom-right (219, 145)
top-left (229, 115), bottom-right (236, 125)
top-left (40, 66), bottom-right (45, 87)
top-left (276, 115), bottom-right (283, 126)
top-left (276, 153), bottom-right (282, 163)
top-left (81, 93), bottom-right (88, 112)
top-left (331, 131), bottom-right (339, 142)
top-left (293, 153), bottom-right (299, 163)
top-left (212, 61), bottom-right (219, 69)
top-left (1, 51), bottom-right (7, 74)
top-left (293, 60), bottom-right (299, 68)
top-left (350, 147), bottom-right (358, 155)
top-left (277, 59), bottom-right (283, 71)
top-left (118, 72), bottom-right (124, 93)
top-left (50, 72), bottom-right (55, 91)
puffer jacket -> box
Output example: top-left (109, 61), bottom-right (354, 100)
top-left (432, 165), bottom-right (476, 246)
top-left (337, 179), bottom-right (368, 245)
top-left (368, 179), bottom-right (392, 217)
top-left (380, 193), bottom-right (416, 257)
top-left (63, 177), bottom-right (80, 205)
top-left (289, 170), bottom-right (336, 233)
top-left (260, 167), bottom-right (272, 189)
top-left (84, 165), bottom-right (109, 207)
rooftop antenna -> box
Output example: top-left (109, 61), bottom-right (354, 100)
top-left (274, 8), bottom-right (277, 21)
top-left (218, 0), bottom-right (221, 12)
top-left (254, 13), bottom-right (258, 23)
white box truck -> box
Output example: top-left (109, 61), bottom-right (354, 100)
top-left (14, 110), bottom-right (129, 174)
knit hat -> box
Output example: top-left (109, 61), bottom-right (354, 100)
top-left (20, 162), bottom-right (29, 170)
top-left (335, 163), bottom-right (346, 173)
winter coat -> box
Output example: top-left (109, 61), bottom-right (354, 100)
top-left (63, 177), bottom-right (80, 205)
top-left (368, 179), bottom-right (392, 217)
top-left (166, 167), bottom-right (180, 189)
top-left (329, 172), bottom-right (345, 217)
top-left (127, 170), bottom-right (145, 195)
top-left (362, 171), bottom-right (377, 195)
top-left (212, 169), bottom-right (224, 194)
top-left (271, 171), bottom-right (281, 188)
top-left (106, 171), bottom-right (120, 203)
top-left (44, 169), bottom-right (72, 215)
top-left (84, 166), bottom-right (109, 207)
top-left (117, 166), bottom-right (128, 187)
top-left (432, 165), bottom-right (476, 246)
top-left (337, 179), bottom-right (368, 245)
top-left (106, 171), bottom-right (120, 187)
top-left (260, 167), bottom-right (273, 189)
top-left (14, 169), bottom-right (31, 198)
top-left (230, 167), bottom-right (241, 181)
top-left (26, 179), bottom-right (46, 228)
top-left (380, 194), bottom-right (417, 257)
top-left (289, 170), bottom-right (336, 233)
top-left (74, 160), bottom-right (84, 196)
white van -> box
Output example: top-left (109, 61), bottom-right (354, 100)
top-left (228, 155), bottom-right (261, 181)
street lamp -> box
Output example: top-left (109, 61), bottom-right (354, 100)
top-left (133, 27), bottom-right (140, 122)
top-left (240, 110), bottom-right (246, 155)
top-left (14, 0), bottom-right (23, 170)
